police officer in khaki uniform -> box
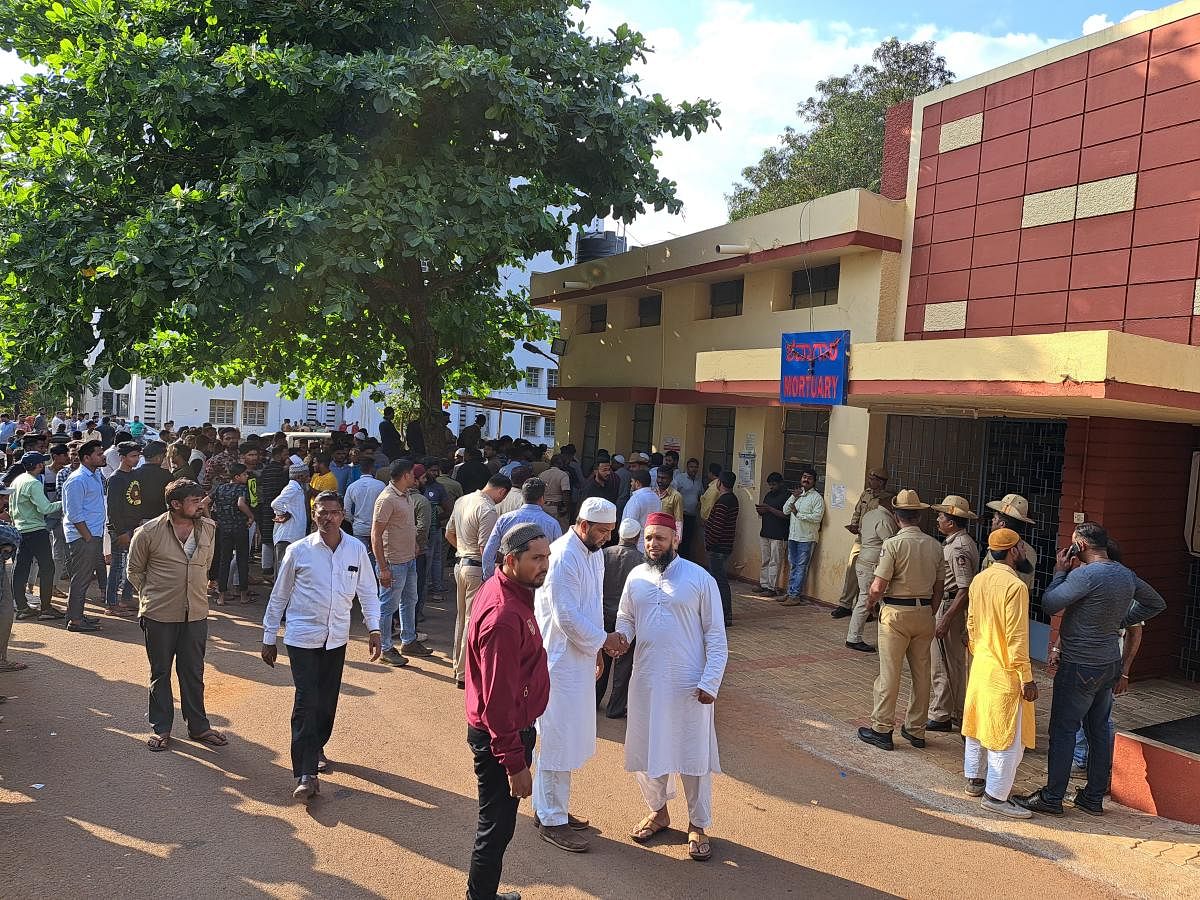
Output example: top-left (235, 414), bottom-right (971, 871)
top-left (928, 495), bottom-right (980, 732)
top-left (831, 467), bottom-right (889, 620)
top-left (858, 489), bottom-right (946, 752)
top-left (982, 493), bottom-right (1037, 590)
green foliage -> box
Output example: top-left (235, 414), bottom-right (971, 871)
top-left (0, 0), bottom-right (718, 451)
top-left (727, 38), bottom-right (952, 219)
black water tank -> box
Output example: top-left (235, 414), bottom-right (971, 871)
top-left (575, 230), bottom-right (627, 263)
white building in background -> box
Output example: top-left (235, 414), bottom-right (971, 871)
top-left (78, 375), bottom-right (385, 434)
top-left (77, 239), bottom-right (592, 441)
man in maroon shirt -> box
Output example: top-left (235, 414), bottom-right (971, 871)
top-left (464, 522), bottom-right (551, 900)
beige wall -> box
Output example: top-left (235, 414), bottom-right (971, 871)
top-left (548, 201), bottom-right (902, 599)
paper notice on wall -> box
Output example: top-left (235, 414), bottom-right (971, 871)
top-left (830, 483), bottom-right (847, 510)
top-left (744, 432), bottom-right (757, 453)
top-left (663, 435), bottom-right (681, 453)
top-left (738, 451), bottom-right (756, 486)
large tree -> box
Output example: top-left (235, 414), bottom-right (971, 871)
top-left (0, 0), bottom-right (717, 453)
top-left (727, 38), bottom-right (952, 220)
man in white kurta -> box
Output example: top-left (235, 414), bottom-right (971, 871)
top-left (532, 497), bottom-right (625, 853)
top-left (617, 513), bottom-right (728, 862)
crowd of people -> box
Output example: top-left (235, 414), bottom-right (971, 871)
top-left (0, 402), bottom-right (1171, 899)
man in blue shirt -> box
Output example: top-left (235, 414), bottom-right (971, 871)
top-left (62, 440), bottom-right (109, 630)
top-left (0, 413), bottom-right (15, 446)
top-left (481, 478), bottom-right (562, 579)
top-left (1014, 522), bottom-right (1165, 818)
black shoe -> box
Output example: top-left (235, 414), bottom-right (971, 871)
top-left (456, 679), bottom-right (465, 690)
top-left (830, 607), bottom-right (852, 619)
top-left (1071, 787), bottom-right (1104, 816)
top-left (400, 640), bottom-right (434, 657)
top-left (496, 893), bottom-right (521, 900)
top-left (1012, 789), bottom-right (1065, 817)
top-left (380, 648), bottom-right (409, 668)
top-left (857, 727), bottom-right (894, 751)
top-left (317, 752), bottom-right (330, 774)
top-left (82, 614), bottom-right (100, 626)
top-left (900, 726), bottom-right (926, 748)
top-left (845, 640), bottom-right (877, 653)
top-left (15, 609), bottom-right (37, 620)
top-left (926, 719), bottom-right (954, 732)
top-left (966, 778), bottom-right (986, 797)
top-left (65, 620), bottom-right (101, 632)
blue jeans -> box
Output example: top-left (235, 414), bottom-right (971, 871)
top-left (787, 540), bottom-right (815, 598)
top-left (105, 541), bottom-right (133, 607)
top-left (1074, 720), bottom-right (1117, 767)
top-left (427, 527), bottom-right (446, 594)
top-left (1046, 658), bottom-right (1122, 805)
top-left (378, 559), bottom-right (418, 650)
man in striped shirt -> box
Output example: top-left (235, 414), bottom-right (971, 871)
top-left (704, 471), bottom-right (739, 627)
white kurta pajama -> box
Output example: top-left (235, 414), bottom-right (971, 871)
top-left (533, 529), bottom-right (608, 827)
top-left (617, 556), bottom-right (728, 828)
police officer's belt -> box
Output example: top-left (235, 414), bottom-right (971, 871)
top-left (883, 597), bottom-right (932, 607)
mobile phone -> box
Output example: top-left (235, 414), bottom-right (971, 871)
top-left (1063, 543), bottom-right (1080, 559)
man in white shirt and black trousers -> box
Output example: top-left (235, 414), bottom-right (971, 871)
top-left (262, 490), bottom-right (382, 802)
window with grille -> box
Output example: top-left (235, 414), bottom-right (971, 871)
top-left (547, 369), bottom-right (559, 388)
top-left (209, 399), bottom-right (237, 426)
top-left (525, 367), bottom-right (542, 389)
top-left (543, 418), bottom-right (556, 438)
top-left (703, 407), bottom-right (736, 474)
top-left (638, 294), bottom-right (662, 327)
top-left (588, 304), bottom-right (607, 334)
top-left (582, 402), bottom-right (601, 473)
top-left (632, 404), bottom-right (654, 453)
top-left (243, 400), bottom-right (268, 427)
top-left (791, 263), bottom-right (840, 309)
top-left (101, 391), bottom-right (130, 418)
top-left (709, 279), bottom-right (743, 318)
top-left (782, 410), bottom-right (830, 485)
top-left (522, 415), bottom-right (539, 438)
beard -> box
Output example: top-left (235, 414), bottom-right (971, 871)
top-left (646, 548), bottom-right (676, 572)
top-left (1016, 558), bottom-right (1034, 574)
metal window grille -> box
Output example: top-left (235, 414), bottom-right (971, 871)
top-left (703, 407), bottom-right (736, 474)
top-left (709, 279), bottom-right (743, 318)
top-left (791, 263), bottom-right (840, 309)
top-left (547, 369), bottom-right (559, 388)
top-left (243, 400), bottom-right (268, 427)
top-left (522, 415), bottom-right (539, 438)
top-left (543, 417), bottom-right (556, 438)
top-left (209, 399), bottom-right (237, 426)
top-left (632, 404), bottom-right (655, 452)
top-left (582, 402), bottom-right (600, 473)
top-left (588, 304), bottom-right (607, 334)
top-left (638, 294), bottom-right (662, 327)
top-left (101, 391), bottom-right (130, 418)
top-left (882, 415), bottom-right (1066, 623)
top-left (525, 367), bottom-right (541, 389)
top-left (1181, 560), bottom-right (1200, 681)
top-left (782, 409), bottom-right (830, 485)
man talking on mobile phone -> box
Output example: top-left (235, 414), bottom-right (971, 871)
top-left (463, 523), bottom-right (551, 900)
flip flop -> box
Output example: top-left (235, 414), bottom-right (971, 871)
top-left (687, 830), bottom-right (712, 861)
top-left (630, 812), bottom-right (670, 844)
top-left (189, 729), bottom-right (228, 747)
top-left (147, 733), bottom-right (170, 752)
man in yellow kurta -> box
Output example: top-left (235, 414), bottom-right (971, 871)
top-left (962, 528), bottom-right (1039, 819)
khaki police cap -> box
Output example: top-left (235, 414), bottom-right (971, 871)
top-left (986, 493), bottom-right (1035, 524)
top-left (932, 495), bottom-right (978, 519)
top-left (893, 488), bottom-right (929, 510)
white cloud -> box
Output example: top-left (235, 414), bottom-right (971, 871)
top-left (1082, 10), bottom-right (1152, 36)
top-left (579, 2), bottom-right (1086, 244)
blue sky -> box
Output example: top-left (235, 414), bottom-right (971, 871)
top-left (0, 2), bottom-right (1155, 244)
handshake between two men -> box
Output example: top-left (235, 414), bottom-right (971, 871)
top-left (595, 632), bottom-right (630, 683)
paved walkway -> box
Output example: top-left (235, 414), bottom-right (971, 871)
top-left (721, 580), bottom-right (1200, 892)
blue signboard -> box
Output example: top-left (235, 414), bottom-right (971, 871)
top-left (780, 330), bottom-right (850, 406)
